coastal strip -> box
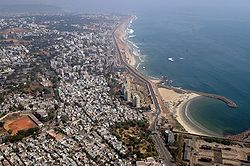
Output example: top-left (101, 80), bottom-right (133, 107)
top-left (115, 15), bottom-right (237, 138)
top-left (114, 15), bottom-right (220, 136)
top-left (113, 15), bottom-right (137, 68)
top-left (113, 15), bottom-right (176, 165)
top-left (158, 84), bottom-right (237, 136)
top-left (158, 87), bottom-right (221, 137)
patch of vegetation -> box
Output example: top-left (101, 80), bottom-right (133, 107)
top-left (106, 74), bottom-right (121, 97)
top-left (61, 114), bottom-right (69, 123)
top-left (111, 120), bottom-right (158, 160)
top-left (43, 87), bottom-right (52, 94)
top-left (9, 104), bottom-right (25, 112)
top-left (198, 157), bottom-right (212, 163)
top-left (169, 134), bottom-right (184, 163)
top-left (46, 109), bottom-right (56, 121)
top-left (0, 95), bottom-right (4, 104)
top-left (17, 103), bottom-right (25, 111)
top-left (170, 114), bottom-right (185, 131)
top-left (203, 137), bottom-right (232, 145)
top-left (194, 164), bottom-right (204, 166)
top-left (82, 148), bottom-right (99, 163)
top-left (0, 121), bottom-right (4, 127)
top-left (0, 112), bottom-right (6, 118)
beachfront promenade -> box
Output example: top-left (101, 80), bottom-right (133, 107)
top-left (113, 16), bottom-right (175, 166)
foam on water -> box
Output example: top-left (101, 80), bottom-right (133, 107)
top-left (130, 10), bottom-right (250, 135)
top-left (127, 28), bottom-right (134, 34)
top-left (128, 35), bottom-right (136, 38)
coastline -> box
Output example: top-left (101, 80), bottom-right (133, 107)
top-left (114, 16), bottom-right (176, 164)
top-left (158, 88), bottom-right (221, 136)
top-left (117, 15), bottom-right (229, 138)
top-left (121, 16), bottom-right (162, 83)
top-left (116, 15), bottom-right (138, 67)
top-left (177, 96), bottom-right (222, 137)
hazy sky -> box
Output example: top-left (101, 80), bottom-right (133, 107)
top-left (1, 0), bottom-right (250, 13)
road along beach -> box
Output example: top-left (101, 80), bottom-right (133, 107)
top-left (115, 15), bottom-right (234, 138)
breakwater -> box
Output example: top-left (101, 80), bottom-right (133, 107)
top-left (158, 84), bottom-right (237, 108)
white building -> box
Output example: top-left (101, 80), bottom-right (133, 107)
top-left (132, 93), bottom-right (141, 108)
top-left (164, 130), bottom-right (175, 144)
top-left (124, 86), bottom-right (131, 102)
top-left (123, 77), bottom-right (132, 102)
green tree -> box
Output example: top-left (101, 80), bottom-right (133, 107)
top-left (0, 95), bottom-right (4, 104)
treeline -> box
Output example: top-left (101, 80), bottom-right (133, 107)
top-left (112, 120), bottom-right (149, 130)
top-left (111, 120), bottom-right (158, 160)
top-left (204, 137), bottom-right (232, 145)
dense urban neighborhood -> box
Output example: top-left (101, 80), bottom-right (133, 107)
top-left (0, 14), bottom-right (157, 165)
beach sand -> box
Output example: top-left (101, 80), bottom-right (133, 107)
top-left (126, 50), bottom-right (136, 67)
top-left (177, 95), bottom-right (222, 137)
top-left (174, 94), bottom-right (206, 136)
top-left (115, 17), bottom-right (137, 67)
top-left (150, 79), bottom-right (162, 84)
top-left (158, 87), bottom-right (220, 136)
top-left (158, 88), bottom-right (183, 102)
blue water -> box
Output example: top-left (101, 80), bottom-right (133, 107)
top-left (130, 8), bottom-right (250, 135)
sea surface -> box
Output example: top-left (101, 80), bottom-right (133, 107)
top-left (128, 7), bottom-right (250, 135)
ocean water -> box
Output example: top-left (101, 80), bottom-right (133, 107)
top-left (129, 8), bottom-right (250, 135)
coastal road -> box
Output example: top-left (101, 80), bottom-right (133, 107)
top-left (113, 16), bottom-right (175, 166)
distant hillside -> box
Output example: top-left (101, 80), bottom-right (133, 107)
top-left (0, 4), bottom-right (62, 14)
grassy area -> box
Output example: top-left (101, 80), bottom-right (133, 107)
top-left (111, 120), bottom-right (158, 160)
top-left (169, 134), bottom-right (184, 164)
top-left (169, 114), bottom-right (185, 132)
top-left (203, 137), bottom-right (232, 146)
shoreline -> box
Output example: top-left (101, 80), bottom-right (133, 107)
top-left (119, 16), bottom-right (219, 137)
top-left (117, 15), bottom-right (238, 138)
top-left (121, 16), bottom-right (138, 67)
top-left (158, 87), bottom-right (221, 137)
top-left (177, 96), bottom-right (223, 137)
top-left (122, 16), bottom-right (162, 84)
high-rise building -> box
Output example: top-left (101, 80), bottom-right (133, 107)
top-left (164, 130), bottom-right (175, 144)
top-left (123, 77), bottom-right (132, 102)
top-left (124, 86), bottom-right (131, 102)
top-left (132, 93), bottom-right (141, 108)
top-left (126, 77), bottom-right (131, 89)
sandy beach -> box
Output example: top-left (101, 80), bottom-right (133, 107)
top-left (150, 78), bottom-right (162, 84)
top-left (126, 48), bottom-right (136, 67)
top-left (115, 17), bottom-right (137, 67)
top-left (158, 87), bottom-right (221, 136)
top-left (158, 88), bottom-right (183, 103)
top-left (116, 16), bottom-right (221, 137)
